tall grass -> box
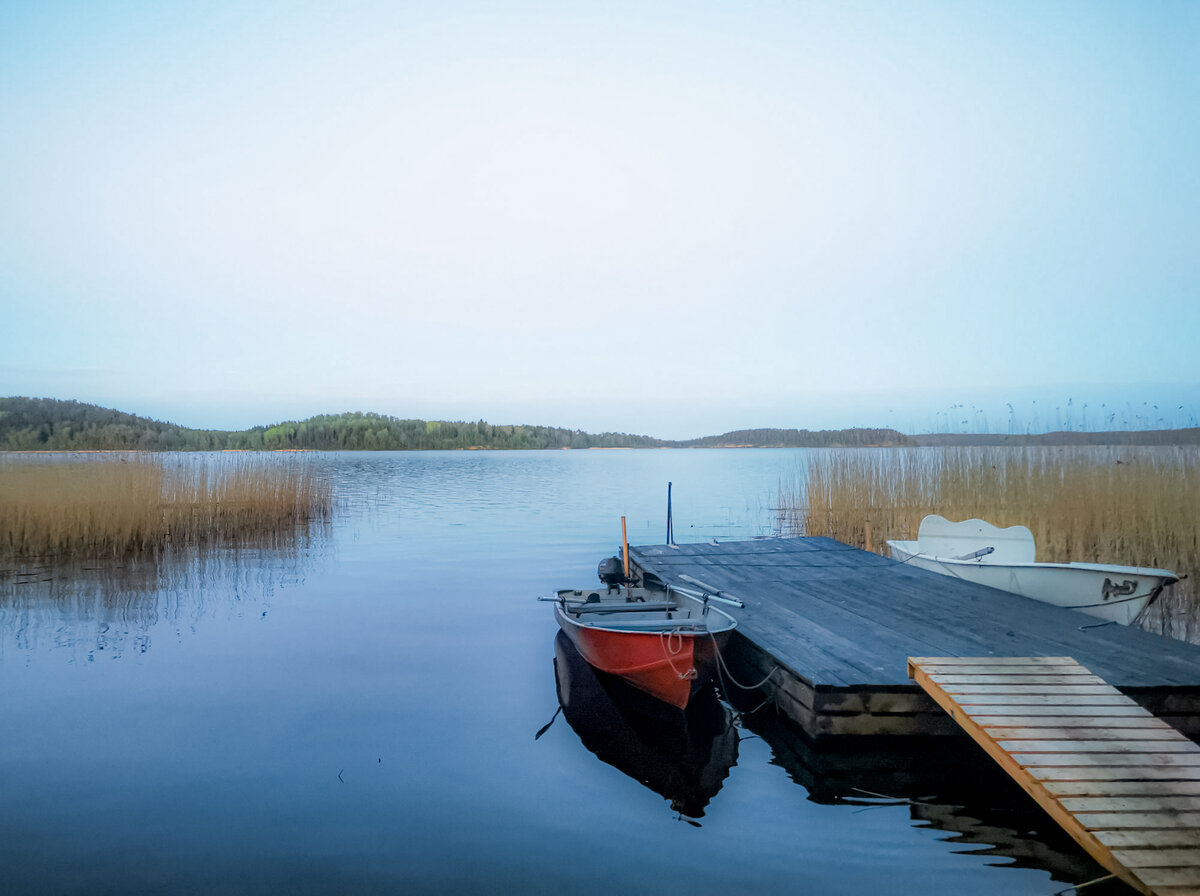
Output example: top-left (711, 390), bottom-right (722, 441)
top-left (0, 454), bottom-right (333, 563)
top-left (777, 446), bottom-right (1200, 638)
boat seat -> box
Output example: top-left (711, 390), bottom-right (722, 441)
top-left (565, 601), bottom-right (680, 614)
top-left (916, 514), bottom-right (1036, 563)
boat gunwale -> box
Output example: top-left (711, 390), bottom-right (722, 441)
top-left (552, 591), bottom-right (738, 637)
top-left (886, 539), bottom-right (1179, 583)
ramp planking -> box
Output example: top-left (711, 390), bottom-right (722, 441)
top-left (909, 656), bottom-right (1200, 896)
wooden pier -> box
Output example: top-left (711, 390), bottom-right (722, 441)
top-left (909, 657), bottom-right (1200, 896)
top-left (628, 537), bottom-right (1200, 739)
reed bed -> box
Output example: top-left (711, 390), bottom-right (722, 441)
top-left (777, 446), bottom-right (1200, 638)
top-left (0, 454), bottom-right (333, 563)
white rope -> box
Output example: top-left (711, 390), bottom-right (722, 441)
top-left (1054, 873), bottom-right (1117, 895)
top-left (659, 628), bottom-right (698, 681)
top-left (656, 627), bottom-right (782, 712)
top-left (707, 630), bottom-right (780, 691)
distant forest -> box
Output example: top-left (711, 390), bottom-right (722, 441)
top-left (0, 398), bottom-right (665, 451)
top-left (2, 397), bottom-right (1197, 452)
top-left (0, 397), bottom-right (903, 451)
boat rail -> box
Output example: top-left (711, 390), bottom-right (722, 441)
top-left (566, 601), bottom-right (680, 615)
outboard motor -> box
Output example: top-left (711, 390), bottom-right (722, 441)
top-left (597, 556), bottom-right (625, 591)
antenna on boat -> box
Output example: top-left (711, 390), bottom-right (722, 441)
top-left (666, 482), bottom-right (674, 545)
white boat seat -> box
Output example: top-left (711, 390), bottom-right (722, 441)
top-left (916, 514), bottom-right (1036, 563)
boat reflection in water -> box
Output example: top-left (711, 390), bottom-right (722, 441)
top-left (553, 631), bottom-right (739, 821)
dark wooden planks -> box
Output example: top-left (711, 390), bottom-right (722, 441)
top-left (629, 538), bottom-right (1200, 738)
top-left (910, 656), bottom-right (1200, 896)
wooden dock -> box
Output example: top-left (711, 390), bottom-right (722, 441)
top-left (628, 537), bottom-right (1200, 739)
top-left (909, 656), bottom-right (1200, 896)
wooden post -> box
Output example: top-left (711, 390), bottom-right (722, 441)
top-left (621, 516), bottom-right (629, 581)
top-left (865, 519), bottom-right (873, 553)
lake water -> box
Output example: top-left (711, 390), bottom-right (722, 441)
top-left (0, 450), bottom-right (1132, 895)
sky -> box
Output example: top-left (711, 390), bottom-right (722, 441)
top-left (2, 1), bottom-right (1197, 439)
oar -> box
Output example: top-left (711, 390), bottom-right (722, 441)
top-left (676, 574), bottom-right (746, 608)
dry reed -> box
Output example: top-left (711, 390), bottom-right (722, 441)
top-left (777, 446), bottom-right (1200, 638)
top-left (0, 454), bottom-right (333, 563)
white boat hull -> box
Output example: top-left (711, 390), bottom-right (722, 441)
top-left (888, 540), bottom-right (1176, 625)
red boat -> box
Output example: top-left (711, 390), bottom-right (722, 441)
top-left (553, 630), bottom-right (739, 819)
top-left (550, 584), bottom-right (739, 709)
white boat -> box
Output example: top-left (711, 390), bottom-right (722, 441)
top-left (886, 515), bottom-right (1179, 625)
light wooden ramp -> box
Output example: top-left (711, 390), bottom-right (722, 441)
top-left (908, 657), bottom-right (1200, 896)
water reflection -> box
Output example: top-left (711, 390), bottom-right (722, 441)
top-left (738, 707), bottom-right (1134, 893)
top-left (0, 526), bottom-right (330, 660)
top-left (553, 631), bottom-right (739, 821)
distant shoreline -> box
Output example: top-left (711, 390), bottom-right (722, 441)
top-left (3, 397), bottom-right (1199, 452)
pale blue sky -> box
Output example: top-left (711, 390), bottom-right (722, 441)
top-left (3, 1), bottom-right (1197, 438)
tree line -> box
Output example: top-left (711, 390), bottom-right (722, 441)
top-left (10, 397), bottom-right (1190, 452)
top-left (677, 427), bottom-right (909, 448)
top-left (0, 398), bottom-right (667, 451)
top-left (0, 398), bottom-right (920, 451)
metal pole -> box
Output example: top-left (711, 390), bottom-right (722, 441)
top-left (666, 481), bottom-right (673, 545)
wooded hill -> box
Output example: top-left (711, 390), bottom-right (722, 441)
top-left (3, 397), bottom-right (1195, 452)
top-left (0, 398), bottom-right (911, 451)
top-left (679, 427), bottom-right (908, 448)
top-left (0, 398), bottom-right (663, 451)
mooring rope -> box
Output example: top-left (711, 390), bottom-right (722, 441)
top-left (1054, 872), bottom-right (1117, 895)
top-left (657, 623), bottom-right (782, 714)
top-left (707, 630), bottom-right (781, 692)
top-left (659, 628), bottom-right (698, 681)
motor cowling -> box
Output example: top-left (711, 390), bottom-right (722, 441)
top-left (597, 556), bottom-right (624, 588)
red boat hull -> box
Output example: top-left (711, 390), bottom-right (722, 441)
top-left (555, 606), bottom-right (728, 709)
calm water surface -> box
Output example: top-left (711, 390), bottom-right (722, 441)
top-left (0, 450), bottom-right (1130, 895)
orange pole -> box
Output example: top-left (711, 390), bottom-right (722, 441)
top-left (621, 516), bottom-right (629, 582)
